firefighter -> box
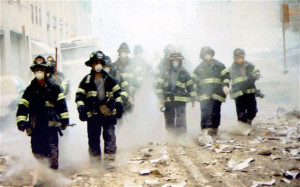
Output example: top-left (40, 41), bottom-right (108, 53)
top-left (192, 47), bottom-right (230, 136)
top-left (112, 42), bottom-right (140, 113)
top-left (229, 48), bottom-right (260, 134)
top-left (75, 51), bottom-right (123, 166)
top-left (157, 51), bottom-right (196, 135)
top-left (46, 56), bottom-right (70, 99)
top-left (16, 55), bottom-right (69, 169)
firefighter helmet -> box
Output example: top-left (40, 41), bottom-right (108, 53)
top-left (117, 42), bottom-right (130, 53)
top-left (30, 55), bottom-right (51, 72)
top-left (46, 56), bottom-right (56, 74)
top-left (104, 55), bottom-right (112, 67)
top-left (233, 48), bottom-right (245, 58)
top-left (85, 51), bottom-right (106, 66)
top-left (133, 45), bottom-right (143, 55)
top-left (200, 46), bottom-right (215, 60)
top-left (168, 51), bottom-right (184, 60)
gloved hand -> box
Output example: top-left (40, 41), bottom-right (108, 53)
top-left (100, 105), bottom-right (113, 116)
top-left (77, 105), bottom-right (88, 121)
top-left (17, 121), bottom-right (30, 132)
top-left (61, 123), bottom-right (68, 130)
top-left (115, 103), bottom-right (123, 119)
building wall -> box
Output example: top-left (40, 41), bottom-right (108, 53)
top-left (0, 0), bottom-right (91, 81)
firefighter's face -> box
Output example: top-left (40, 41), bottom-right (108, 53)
top-left (235, 57), bottom-right (244, 64)
top-left (92, 60), bottom-right (103, 72)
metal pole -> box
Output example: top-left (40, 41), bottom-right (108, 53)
top-left (55, 47), bottom-right (58, 82)
top-left (282, 4), bottom-right (288, 74)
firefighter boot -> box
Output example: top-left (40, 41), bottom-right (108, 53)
top-left (103, 154), bottom-right (116, 170)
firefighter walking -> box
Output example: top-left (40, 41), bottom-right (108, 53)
top-left (192, 47), bottom-right (230, 137)
top-left (229, 48), bottom-right (260, 135)
top-left (16, 55), bottom-right (69, 169)
top-left (75, 51), bottom-right (123, 167)
top-left (156, 51), bottom-right (196, 135)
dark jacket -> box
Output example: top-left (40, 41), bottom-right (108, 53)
top-left (229, 61), bottom-right (260, 99)
top-left (157, 66), bottom-right (196, 103)
top-left (192, 59), bottom-right (230, 103)
top-left (75, 70), bottom-right (123, 122)
top-left (16, 78), bottom-right (69, 130)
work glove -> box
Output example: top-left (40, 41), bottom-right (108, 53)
top-left (115, 103), bottom-right (123, 119)
top-left (100, 105), bottom-right (113, 116)
top-left (77, 105), bottom-right (88, 121)
top-left (223, 86), bottom-right (229, 95)
top-left (17, 121), bottom-right (30, 132)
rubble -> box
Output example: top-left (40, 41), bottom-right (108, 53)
top-left (227, 158), bottom-right (255, 171)
top-left (251, 178), bottom-right (276, 187)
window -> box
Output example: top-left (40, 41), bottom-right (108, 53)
top-left (31, 4), bottom-right (34, 23)
top-left (53, 16), bottom-right (56, 29)
top-left (35, 6), bottom-right (37, 24)
top-left (47, 12), bottom-right (50, 28)
top-left (39, 8), bottom-right (41, 26)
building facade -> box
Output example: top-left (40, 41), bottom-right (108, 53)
top-left (0, 0), bottom-right (91, 81)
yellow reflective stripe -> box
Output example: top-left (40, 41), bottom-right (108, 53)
top-left (176, 81), bottom-right (185, 88)
top-left (76, 88), bottom-right (86, 95)
top-left (120, 91), bottom-right (129, 98)
top-left (121, 73), bottom-right (135, 78)
top-left (113, 109), bottom-right (117, 115)
top-left (186, 79), bottom-right (193, 86)
top-left (246, 88), bottom-right (256, 94)
top-left (106, 92), bottom-right (113, 97)
top-left (87, 112), bottom-right (92, 117)
top-left (190, 91), bottom-right (197, 97)
top-left (57, 93), bottom-right (65, 101)
top-left (231, 91), bottom-right (243, 98)
top-left (60, 112), bottom-right (69, 119)
top-left (76, 101), bottom-right (85, 107)
top-left (252, 67), bottom-right (259, 73)
top-left (198, 95), bottom-right (210, 101)
top-left (192, 73), bottom-right (200, 81)
top-left (121, 81), bottom-right (129, 88)
top-left (156, 89), bottom-right (164, 94)
top-left (221, 69), bottom-right (229, 76)
top-left (212, 94), bottom-right (226, 102)
top-left (232, 76), bottom-right (248, 85)
top-left (19, 98), bottom-right (29, 108)
top-left (87, 91), bottom-right (97, 98)
top-left (112, 84), bottom-right (121, 93)
top-left (115, 97), bottom-right (122, 103)
top-left (174, 96), bottom-right (190, 102)
top-left (16, 115), bottom-right (27, 123)
top-left (157, 78), bottom-right (164, 84)
top-left (200, 78), bottom-right (222, 84)
top-left (223, 79), bottom-right (230, 84)
top-left (45, 101), bottom-right (54, 107)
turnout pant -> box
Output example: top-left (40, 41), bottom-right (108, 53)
top-left (234, 93), bottom-right (258, 123)
top-left (200, 99), bottom-right (222, 129)
top-left (164, 101), bottom-right (187, 134)
top-left (31, 127), bottom-right (59, 169)
top-left (87, 115), bottom-right (117, 158)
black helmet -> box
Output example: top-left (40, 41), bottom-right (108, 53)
top-left (133, 45), bottom-right (143, 55)
top-left (233, 48), bottom-right (245, 58)
top-left (200, 46), bottom-right (215, 60)
top-left (30, 55), bottom-right (51, 72)
top-left (104, 55), bottom-right (112, 67)
top-left (85, 51), bottom-right (106, 66)
top-left (168, 51), bottom-right (184, 61)
top-left (117, 42), bottom-right (130, 53)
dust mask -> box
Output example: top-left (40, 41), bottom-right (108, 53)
top-left (204, 54), bottom-right (212, 61)
top-left (95, 64), bottom-right (103, 72)
top-left (172, 61), bottom-right (179, 68)
top-left (120, 53), bottom-right (127, 58)
top-left (35, 71), bottom-right (45, 80)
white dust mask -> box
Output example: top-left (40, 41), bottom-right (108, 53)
top-left (35, 71), bottom-right (45, 80)
top-left (95, 64), bottom-right (103, 72)
top-left (120, 53), bottom-right (127, 58)
top-left (172, 61), bottom-right (179, 68)
top-left (103, 67), bottom-right (110, 73)
top-left (204, 54), bottom-right (212, 61)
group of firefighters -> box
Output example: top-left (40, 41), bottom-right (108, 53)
top-left (16, 42), bottom-right (261, 170)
